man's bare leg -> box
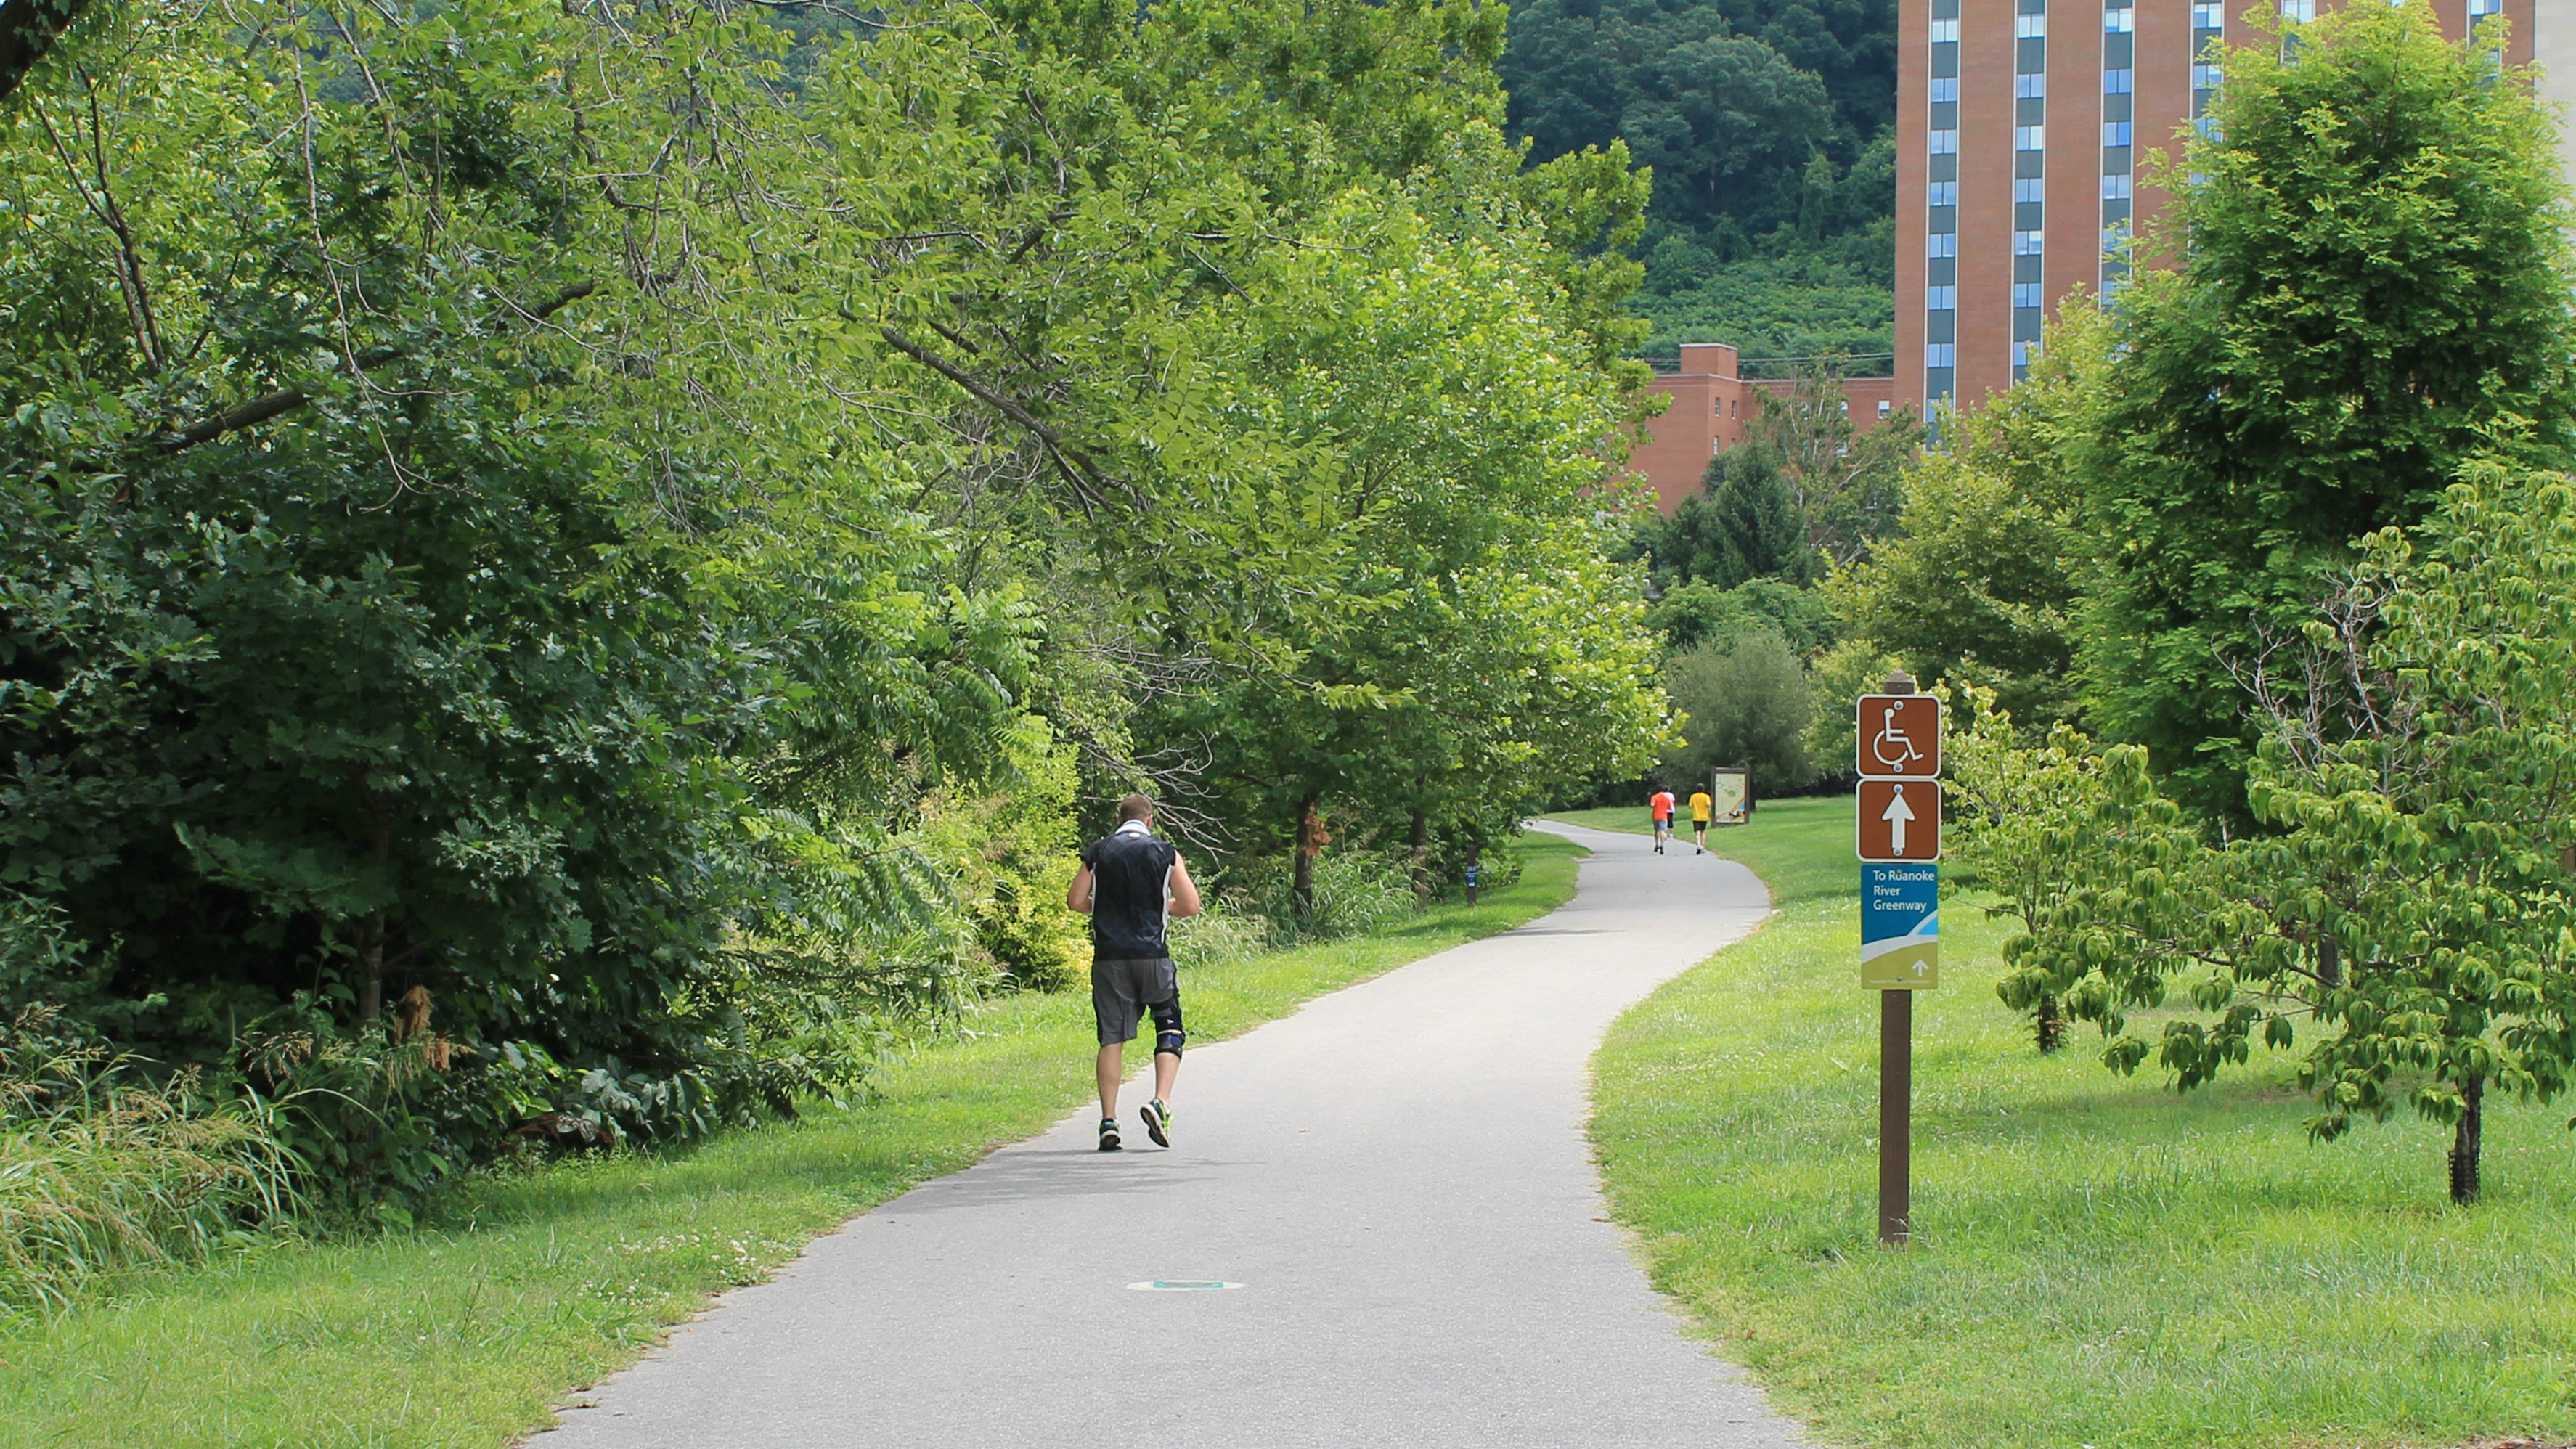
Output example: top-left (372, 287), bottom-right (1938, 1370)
top-left (1153, 1050), bottom-right (1179, 1106)
top-left (1096, 1042), bottom-right (1123, 1122)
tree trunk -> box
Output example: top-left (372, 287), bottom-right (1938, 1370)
top-left (357, 788), bottom-right (394, 1029)
top-left (1408, 807), bottom-right (1431, 903)
top-left (1292, 794), bottom-right (1318, 920)
top-left (2034, 992), bottom-right (2065, 1054)
top-left (2317, 933), bottom-right (2341, 990)
top-left (359, 921), bottom-right (386, 1028)
top-left (2449, 1074), bottom-right (2485, 1206)
top-left (1466, 841), bottom-right (1483, 907)
top-left (0, 0), bottom-right (94, 108)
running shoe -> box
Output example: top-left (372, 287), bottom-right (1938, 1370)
top-left (1141, 1098), bottom-right (1172, 1148)
top-left (1099, 1118), bottom-right (1122, 1151)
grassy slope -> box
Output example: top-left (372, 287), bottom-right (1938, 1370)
top-left (0, 836), bottom-right (1582, 1449)
top-left (1589, 798), bottom-right (2576, 1449)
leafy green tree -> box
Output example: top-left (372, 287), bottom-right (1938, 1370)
top-left (0, 0), bottom-right (89, 105)
top-left (1750, 358), bottom-right (1919, 565)
top-left (1645, 446), bottom-right (1818, 590)
top-left (1830, 305), bottom-right (2106, 729)
top-left (2074, 1), bottom-right (2576, 820)
top-left (1503, 0), bottom-right (1837, 243)
top-left (0, 0), bottom-right (1056, 1173)
top-left (1131, 206), bottom-right (1668, 910)
top-left (1499, 0), bottom-right (1897, 359)
top-left (1662, 624), bottom-right (1814, 793)
top-left (1954, 460), bottom-right (2576, 1202)
top-left (1646, 577), bottom-right (1835, 654)
top-left (1798, 637), bottom-right (1902, 780)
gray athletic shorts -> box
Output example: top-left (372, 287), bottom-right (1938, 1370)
top-left (1092, 956), bottom-right (1181, 1046)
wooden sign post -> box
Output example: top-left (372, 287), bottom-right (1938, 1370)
top-left (1856, 671), bottom-right (1941, 1249)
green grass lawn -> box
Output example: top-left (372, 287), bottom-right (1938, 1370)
top-left (0, 836), bottom-right (1581, 1449)
top-left (1591, 796), bottom-right (2576, 1449)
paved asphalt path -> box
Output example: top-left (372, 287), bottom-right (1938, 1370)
top-left (543, 822), bottom-right (1802, 1448)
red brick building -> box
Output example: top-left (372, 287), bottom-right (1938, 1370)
top-left (1630, 344), bottom-right (1902, 513)
top-left (1896, 0), bottom-right (2551, 417)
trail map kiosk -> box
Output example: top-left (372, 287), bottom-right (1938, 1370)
top-left (1707, 767), bottom-right (1749, 826)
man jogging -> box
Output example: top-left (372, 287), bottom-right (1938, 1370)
top-left (1648, 786), bottom-right (1676, 854)
top-left (1067, 794), bottom-right (1202, 1151)
top-left (1689, 785), bottom-right (1713, 854)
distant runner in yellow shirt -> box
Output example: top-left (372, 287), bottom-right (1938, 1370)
top-left (1688, 787), bottom-right (1714, 855)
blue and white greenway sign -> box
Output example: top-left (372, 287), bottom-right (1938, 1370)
top-left (1861, 863), bottom-right (1939, 989)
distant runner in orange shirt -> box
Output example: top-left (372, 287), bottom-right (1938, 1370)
top-left (1648, 787), bottom-right (1675, 854)
top-left (1688, 787), bottom-right (1713, 854)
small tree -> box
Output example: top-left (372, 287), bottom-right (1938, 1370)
top-left (1955, 460), bottom-right (2576, 1204)
top-left (1748, 358), bottom-right (1920, 567)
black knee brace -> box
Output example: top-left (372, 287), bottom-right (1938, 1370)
top-left (1149, 997), bottom-right (1186, 1057)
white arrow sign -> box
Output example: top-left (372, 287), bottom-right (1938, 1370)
top-left (1881, 783), bottom-right (1917, 857)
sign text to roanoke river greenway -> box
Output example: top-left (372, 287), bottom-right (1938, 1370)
top-left (1860, 862), bottom-right (1939, 990)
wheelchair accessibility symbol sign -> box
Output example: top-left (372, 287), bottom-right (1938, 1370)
top-left (1856, 695), bottom-right (1941, 778)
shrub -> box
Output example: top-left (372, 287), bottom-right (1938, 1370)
top-left (1167, 902), bottom-right (1273, 970)
top-left (1663, 625), bottom-right (1817, 792)
top-left (1233, 855), bottom-right (1421, 944)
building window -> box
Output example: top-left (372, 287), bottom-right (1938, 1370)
top-left (2467, 0), bottom-right (2503, 70)
top-left (2005, 0), bottom-right (2045, 391)
top-left (2193, 1), bottom-right (2224, 118)
top-left (2102, 0), bottom-right (2136, 293)
top-left (1925, 0), bottom-right (1963, 409)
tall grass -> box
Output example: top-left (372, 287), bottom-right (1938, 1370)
top-left (0, 1009), bottom-right (298, 1314)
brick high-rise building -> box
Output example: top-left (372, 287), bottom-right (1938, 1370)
top-left (1896, 0), bottom-right (2561, 416)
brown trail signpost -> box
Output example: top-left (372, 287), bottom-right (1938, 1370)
top-left (1856, 672), bottom-right (1941, 1248)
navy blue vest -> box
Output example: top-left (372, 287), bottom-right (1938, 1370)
top-left (1083, 829), bottom-right (1176, 961)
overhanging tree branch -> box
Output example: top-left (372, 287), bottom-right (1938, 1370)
top-left (150, 282), bottom-right (598, 454)
top-left (876, 321), bottom-right (1128, 515)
